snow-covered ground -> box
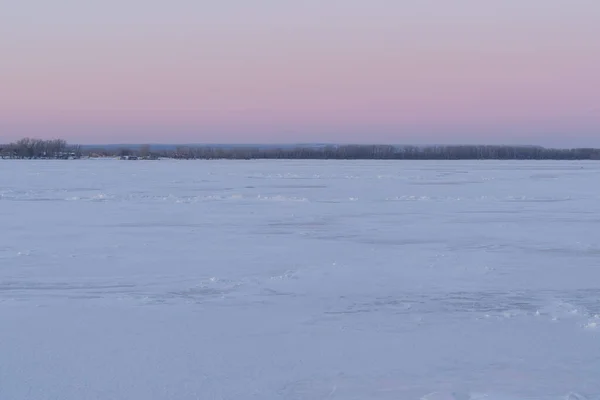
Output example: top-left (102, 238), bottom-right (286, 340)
top-left (1, 159), bottom-right (599, 400)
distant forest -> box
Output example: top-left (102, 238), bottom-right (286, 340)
top-left (2, 137), bottom-right (600, 160)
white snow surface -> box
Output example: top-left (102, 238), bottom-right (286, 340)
top-left (1, 159), bottom-right (600, 400)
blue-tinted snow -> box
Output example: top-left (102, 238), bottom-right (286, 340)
top-left (1, 160), bottom-right (599, 400)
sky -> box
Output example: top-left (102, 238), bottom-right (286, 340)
top-left (1, 0), bottom-right (599, 146)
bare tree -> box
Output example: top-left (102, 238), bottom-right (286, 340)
top-left (139, 144), bottom-right (151, 159)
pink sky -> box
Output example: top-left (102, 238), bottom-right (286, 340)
top-left (1, 0), bottom-right (599, 146)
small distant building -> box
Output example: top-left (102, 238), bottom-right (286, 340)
top-left (58, 151), bottom-right (78, 160)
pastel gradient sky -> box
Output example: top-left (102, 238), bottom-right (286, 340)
top-left (1, 0), bottom-right (599, 145)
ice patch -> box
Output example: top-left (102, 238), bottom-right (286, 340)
top-left (504, 196), bottom-right (572, 203)
top-left (385, 195), bottom-right (434, 201)
top-left (257, 194), bottom-right (308, 202)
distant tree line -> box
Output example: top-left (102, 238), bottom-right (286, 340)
top-left (102, 143), bottom-right (600, 160)
top-left (156, 144), bottom-right (600, 160)
top-left (3, 138), bottom-right (600, 160)
top-left (0, 138), bottom-right (82, 159)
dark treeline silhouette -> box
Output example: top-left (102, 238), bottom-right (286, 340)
top-left (94, 143), bottom-right (600, 160)
top-left (158, 145), bottom-right (600, 160)
top-left (3, 138), bottom-right (600, 160)
top-left (0, 138), bottom-right (82, 159)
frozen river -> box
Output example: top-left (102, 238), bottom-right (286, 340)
top-left (1, 159), bottom-right (599, 400)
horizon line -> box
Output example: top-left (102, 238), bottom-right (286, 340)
top-left (5, 139), bottom-right (600, 151)
top-left (77, 142), bottom-right (572, 149)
